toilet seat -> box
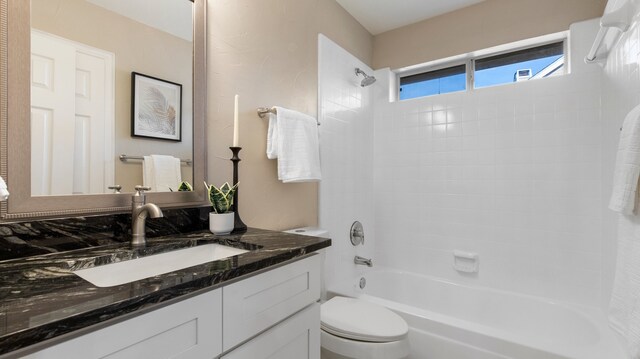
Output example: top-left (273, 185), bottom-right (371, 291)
top-left (321, 296), bottom-right (408, 342)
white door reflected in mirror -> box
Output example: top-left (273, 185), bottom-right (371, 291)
top-left (31, 30), bottom-right (115, 196)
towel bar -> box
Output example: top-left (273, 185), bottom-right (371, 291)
top-left (119, 154), bottom-right (192, 166)
top-left (257, 107), bottom-right (320, 125)
top-left (257, 107), bottom-right (276, 118)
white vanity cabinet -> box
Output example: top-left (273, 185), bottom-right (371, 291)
top-left (221, 303), bottom-right (320, 359)
top-left (25, 288), bottom-right (223, 359)
top-left (221, 254), bottom-right (321, 359)
top-left (24, 254), bottom-right (320, 359)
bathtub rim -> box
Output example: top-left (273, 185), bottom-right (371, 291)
top-left (326, 266), bottom-right (627, 359)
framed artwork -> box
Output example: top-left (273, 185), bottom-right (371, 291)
top-left (131, 72), bottom-right (182, 141)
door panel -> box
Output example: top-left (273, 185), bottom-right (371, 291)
top-left (30, 32), bottom-right (76, 195)
top-left (30, 30), bottom-right (114, 196)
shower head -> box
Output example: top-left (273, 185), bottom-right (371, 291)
top-left (355, 68), bottom-right (376, 87)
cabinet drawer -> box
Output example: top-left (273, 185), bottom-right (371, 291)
top-left (222, 255), bottom-right (320, 351)
top-left (222, 303), bottom-right (320, 359)
top-left (26, 289), bottom-right (222, 359)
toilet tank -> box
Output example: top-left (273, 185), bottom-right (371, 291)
top-left (283, 227), bottom-right (329, 238)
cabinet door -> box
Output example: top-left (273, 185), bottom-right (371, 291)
top-left (25, 289), bottom-right (222, 359)
top-left (223, 255), bottom-right (320, 350)
top-left (222, 303), bottom-right (320, 359)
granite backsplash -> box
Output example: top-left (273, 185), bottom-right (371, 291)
top-left (0, 207), bottom-right (211, 261)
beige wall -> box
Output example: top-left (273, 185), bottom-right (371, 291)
top-left (207, 0), bottom-right (373, 231)
top-left (373, 0), bottom-right (607, 70)
top-left (31, 0), bottom-right (193, 193)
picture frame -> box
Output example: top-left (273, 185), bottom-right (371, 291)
top-left (131, 72), bottom-right (182, 141)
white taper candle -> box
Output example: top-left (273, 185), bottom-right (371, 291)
top-left (233, 94), bottom-right (239, 147)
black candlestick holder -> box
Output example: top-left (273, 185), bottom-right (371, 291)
top-left (230, 147), bottom-right (247, 233)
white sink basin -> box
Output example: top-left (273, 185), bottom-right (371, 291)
top-left (73, 243), bottom-right (248, 287)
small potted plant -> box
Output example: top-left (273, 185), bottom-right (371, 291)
top-left (205, 181), bottom-right (237, 235)
top-left (177, 181), bottom-right (193, 191)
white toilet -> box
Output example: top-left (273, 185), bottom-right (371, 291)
top-left (283, 227), bottom-right (409, 359)
top-left (320, 296), bottom-right (409, 359)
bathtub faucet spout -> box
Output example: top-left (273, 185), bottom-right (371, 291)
top-left (354, 256), bottom-right (373, 267)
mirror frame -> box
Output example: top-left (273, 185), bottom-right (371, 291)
top-left (0, 0), bottom-right (208, 221)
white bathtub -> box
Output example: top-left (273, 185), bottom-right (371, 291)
top-left (328, 268), bottom-right (626, 359)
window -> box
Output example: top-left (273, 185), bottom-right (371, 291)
top-left (474, 42), bottom-right (564, 89)
top-left (399, 64), bottom-right (466, 100)
top-left (398, 39), bottom-right (565, 100)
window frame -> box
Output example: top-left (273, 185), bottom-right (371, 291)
top-left (398, 61), bottom-right (469, 100)
top-left (395, 33), bottom-right (568, 101)
top-left (471, 40), bottom-right (567, 90)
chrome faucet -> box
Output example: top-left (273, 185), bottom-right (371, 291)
top-left (354, 256), bottom-right (373, 267)
top-left (131, 185), bottom-right (163, 247)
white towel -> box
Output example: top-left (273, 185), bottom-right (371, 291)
top-left (266, 112), bottom-right (278, 160)
top-left (266, 106), bottom-right (321, 183)
top-left (609, 104), bottom-right (640, 358)
top-left (0, 176), bottom-right (9, 201)
top-left (609, 213), bottom-right (640, 358)
top-left (610, 104), bottom-right (640, 214)
top-left (143, 155), bottom-right (181, 192)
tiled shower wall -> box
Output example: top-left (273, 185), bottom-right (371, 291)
top-left (601, 2), bottom-right (640, 308)
top-left (318, 35), bottom-right (375, 290)
top-left (318, 15), bottom-right (638, 308)
top-left (373, 23), bottom-right (606, 307)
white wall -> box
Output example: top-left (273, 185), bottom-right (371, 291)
top-left (318, 35), bottom-right (375, 292)
top-left (372, 21), bottom-right (607, 307)
top-left (373, 0), bottom-right (606, 70)
top-left (206, 0), bottom-right (373, 231)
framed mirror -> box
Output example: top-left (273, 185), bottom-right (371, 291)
top-left (0, 0), bottom-right (208, 220)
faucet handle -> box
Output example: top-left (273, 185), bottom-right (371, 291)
top-left (350, 221), bottom-right (365, 246)
top-left (134, 185), bottom-right (151, 195)
top-left (133, 186), bottom-right (152, 203)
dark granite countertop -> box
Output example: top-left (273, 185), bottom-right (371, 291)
top-left (0, 227), bottom-right (331, 357)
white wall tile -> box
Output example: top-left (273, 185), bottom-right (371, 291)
top-left (372, 38), bottom-right (606, 307)
top-left (318, 35), bottom-right (375, 294)
top-left (601, 16), bottom-right (640, 310)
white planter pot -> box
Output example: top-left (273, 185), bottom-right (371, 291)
top-left (209, 212), bottom-right (234, 235)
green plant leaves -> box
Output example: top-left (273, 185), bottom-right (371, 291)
top-left (204, 181), bottom-right (238, 213)
top-left (178, 181), bottom-right (193, 191)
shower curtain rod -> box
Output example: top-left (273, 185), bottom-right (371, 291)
top-left (585, 27), bottom-right (608, 63)
top-left (585, 0), bottom-right (634, 63)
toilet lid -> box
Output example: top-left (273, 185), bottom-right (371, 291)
top-left (321, 296), bottom-right (408, 343)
